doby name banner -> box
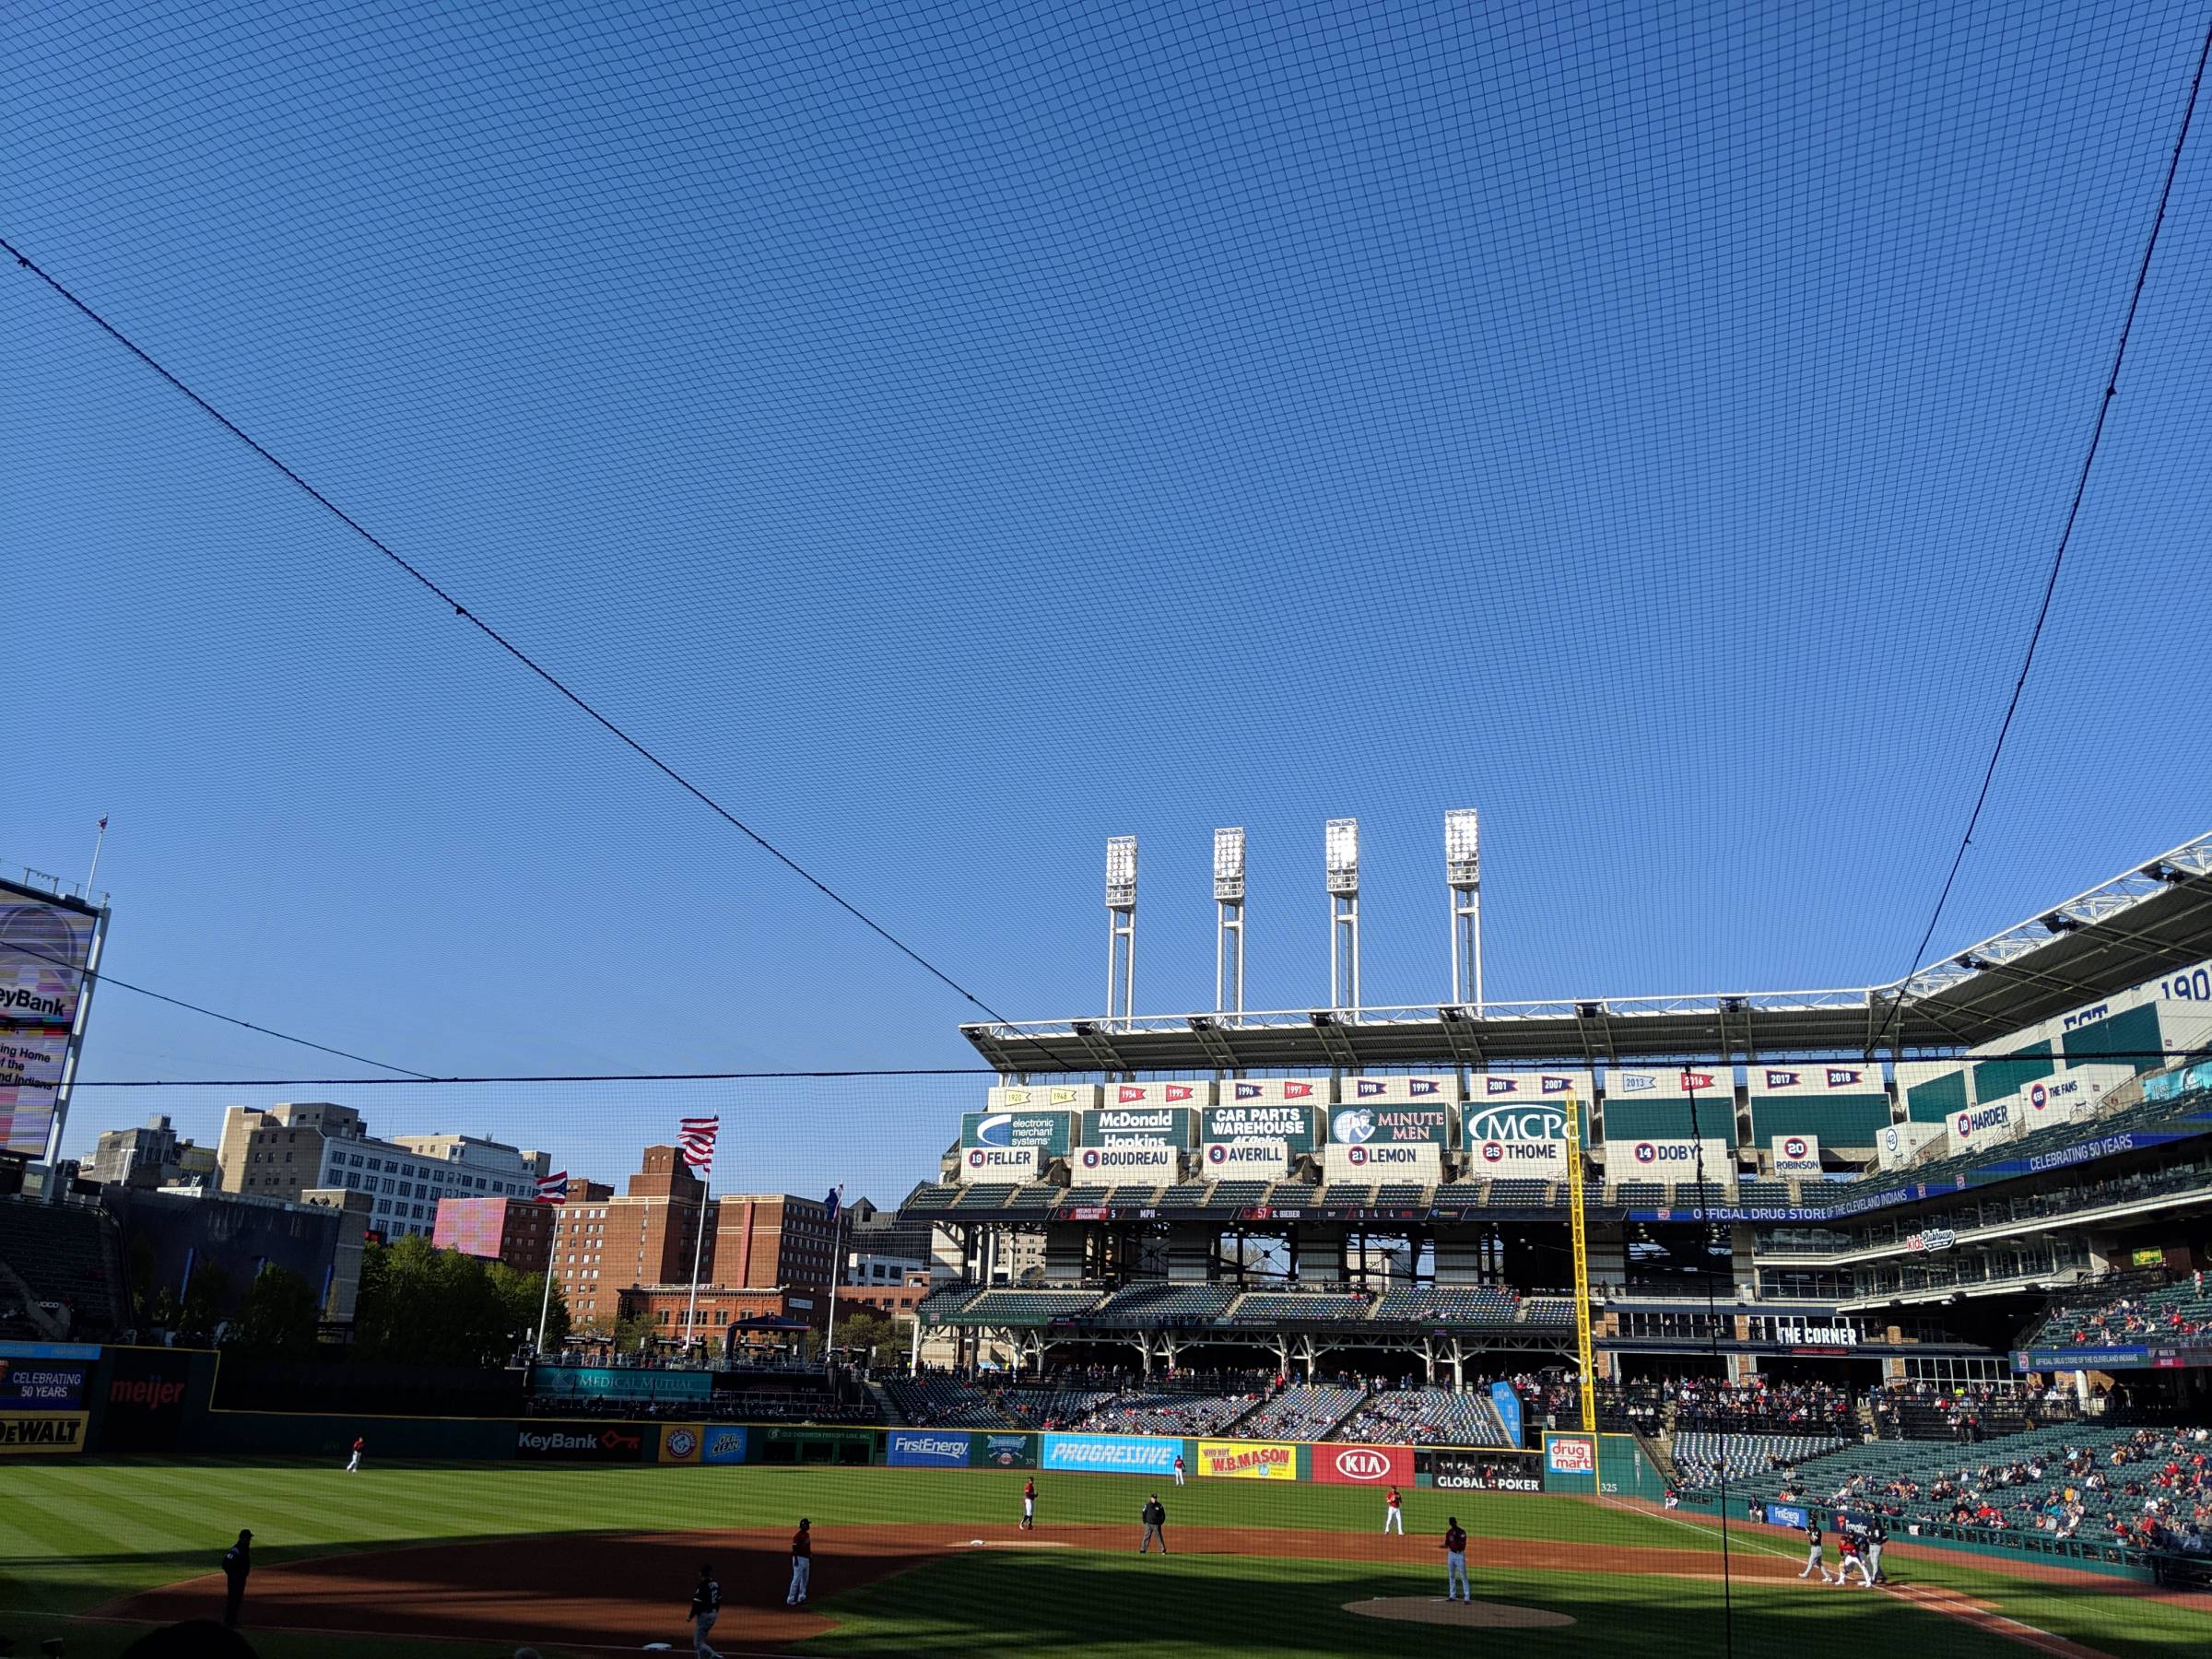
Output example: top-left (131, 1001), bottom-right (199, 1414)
top-left (1195, 1438), bottom-right (1298, 1479)
top-left (1604, 1138), bottom-right (1734, 1182)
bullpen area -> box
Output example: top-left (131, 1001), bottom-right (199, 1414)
top-left (7, 1455), bottom-right (2211, 1659)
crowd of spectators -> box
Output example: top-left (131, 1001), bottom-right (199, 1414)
top-left (1335, 1387), bottom-right (1510, 1446)
top-left (1867, 1378), bottom-right (2086, 1441)
top-left (2036, 1274), bottom-right (2210, 1349)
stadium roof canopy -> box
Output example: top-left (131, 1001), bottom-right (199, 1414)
top-left (963, 832), bottom-right (2212, 1077)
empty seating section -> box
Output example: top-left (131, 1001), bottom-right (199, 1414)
top-left (947, 1287), bottom-right (1103, 1325)
top-left (1207, 1182), bottom-right (1272, 1206)
top-left (1059, 1186), bottom-right (1112, 1208)
top-left (1072, 1390), bottom-right (1261, 1436)
top-left (1520, 1297), bottom-right (1575, 1328)
top-left (1335, 1387), bottom-right (1512, 1447)
top-left (1671, 1430), bottom-right (1849, 1487)
top-left (0, 1200), bottom-right (127, 1337)
top-left (998, 1385), bottom-right (1124, 1429)
top-left (1003, 1184), bottom-right (1058, 1213)
top-left (1685, 1422), bottom-right (2212, 1555)
top-left (1265, 1182), bottom-right (1318, 1206)
top-left (1313, 1184), bottom-right (1374, 1207)
top-left (914, 1281), bottom-right (984, 1321)
top-left (1371, 1284), bottom-right (1520, 1325)
top-left (1224, 1289), bottom-right (1374, 1324)
top-left (1158, 1184), bottom-right (1210, 1209)
top-left (1484, 1180), bottom-right (1553, 1206)
top-left (881, 1376), bottom-right (1014, 1428)
top-left (1735, 1181), bottom-right (1795, 1205)
top-left (954, 1183), bottom-right (1017, 1211)
top-left (1088, 1282), bottom-right (1241, 1325)
top-left (1431, 1182), bottom-right (1488, 1206)
top-left (1237, 1383), bottom-right (1366, 1441)
top-left (1106, 1185), bottom-right (1161, 1206)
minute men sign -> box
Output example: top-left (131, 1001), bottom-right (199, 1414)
top-left (1329, 1104), bottom-right (1453, 1146)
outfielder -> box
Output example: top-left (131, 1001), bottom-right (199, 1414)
top-left (346, 1436), bottom-right (363, 1474)
top-left (1022, 1477), bottom-right (1037, 1531)
top-left (1172, 1453), bottom-right (1186, 1487)
top-left (1441, 1517), bottom-right (1470, 1602)
top-left (1797, 1522), bottom-right (1832, 1583)
top-left (786, 1518), bottom-right (813, 1606)
top-left (1383, 1486), bottom-right (1404, 1534)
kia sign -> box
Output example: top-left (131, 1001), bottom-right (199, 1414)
top-left (1313, 1443), bottom-right (1412, 1486)
top-left (514, 1423), bottom-right (650, 1462)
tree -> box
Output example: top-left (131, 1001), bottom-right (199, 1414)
top-left (228, 1265), bottom-right (322, 1356)
top-left (488, 1261), bottom-right (569, 1350)
top-left (178, 1261), bottom-right (232, 1340)
top-left (351, 1236), bottom-right (515, 1365)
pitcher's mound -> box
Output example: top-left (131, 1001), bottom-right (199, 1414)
top-left (1347, 1596), bottom-right (1576, 1628)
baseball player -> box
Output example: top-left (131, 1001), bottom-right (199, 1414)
top-left (1797, 1521), bottom-right (1832, 1582)
top-left (1022, 1477), bottom-right (1037, 1531)
top-left (1834, 1524), bottom-right (1874, 1588)
top-left (688, 1561), bottom-right (722, 1658)
top-left (1441, 1516), bottom-right (1470, 1602)
top-left (1140, 1493), bottom-right (1169, 1554)
top-left (346, 1436), bottom-right (364, 1474)
top-left (1172, 1453), bottom-right (1185, 1487)
top-left (220, 1529), bottom-right (253, 1629)
top-left (1383, 1485), bottom-right (1405, 1535)
top-left (1865, 1518), bottom-right (1888, 1584)
top-left (786, 1518), bottom-right (813, 1606)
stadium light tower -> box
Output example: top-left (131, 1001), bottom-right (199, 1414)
top-left (1446, 807), bottom-right (1483, 1012)
top-left (1214, 827), bottom-right (1246, 1016)
top-left (1325, 818), bottom-right (1360, 1015)
top-left (1105, 835), bottom-right (1137, 1027)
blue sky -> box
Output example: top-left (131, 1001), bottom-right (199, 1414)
top-left (5, 1), bottom-right (2210, 1205)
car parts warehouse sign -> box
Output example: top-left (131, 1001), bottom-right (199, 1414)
top-left (1196, 1438), bottom-right (1298, 1479)
top-left (1203, 1103), bottom-right (1320, 1150)
top-left (1041, 1433), bottom-right (1184, 1474)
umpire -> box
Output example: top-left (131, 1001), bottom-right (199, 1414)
top-left (1140, 1494), bottom-right (1169, 1555)
top-left (220, 1529), bottom-right (253, 1628)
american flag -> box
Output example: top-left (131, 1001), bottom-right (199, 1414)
top-left (677, 1116), bottom-right (721, 1175)
top-left (535, 1171), bottom-right (570, 1203)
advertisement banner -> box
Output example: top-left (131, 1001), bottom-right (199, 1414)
top-left (1947, 1098), bottom-right (2018, 1156)
top-left (1323, 1142), bottom-right (1442, 1182)
top-left (990, 1084), bottom-right (1100, 1112)
top-left (1771, 1135), bottom-right (1821, 1178)
top-left (1226, 1078), bottom-right (1333, 1106)
top-left (1200, 1140), bottom-right (1291, 1178)
top-left (1544, 1435), bottom-right (1596, 1475)
top-left (0, 888), bottom-right (98, 1028)
top-left (1603, 1139), bottom-right (1735, 1183)
top-left (1328, 1103), bottom-right (1453, 1146)
top-left (961, 1112), bottom-right (1077, 1154)
top-left (1040, 1433), bottom-right (1185, 1475)
top-left (514, 1422), bottom-right (651, 1462)
top-left (0, 1030), bottom-right (75, 1157)
top-left (1342, 1075), bottom-right (1459, 1103)
top-left (1203, 1103), bottom-right (1321, 1150)
top-left (1108, 1082), bottom-right (1217, 1108)
top-left (887, 1430), bottom-right (975, 1468)
top-left (658, 1424), bottom-right (704, 1464)
top-left (1469, 1138), bottom-right (1569, 1177)
top-left (1488, 1381), bottom-right (1524, 1448)
top-left (0, 1412), bottom-right (88, 1454)
top-left (1195, 1439), bottom-right (1298, 1479)
top-left (1312, 1443), bottom-right (1412, 1486)
top-left (99, 1348), bottom-right (196, 1452)
top-left (531, 1367), bottom-right (712, 1403)
top-left (1082, 1107), bottom-right (1197, 1147)
top-left (0, 1359), bottom-right (87, 1409)
top-left (1073, 1145), bottom-right (1179, 1183)
top-left (700, 1425), bottom-right (749, 1465)
top-left (1765, 1501), bottom-right (1810, 1529)
top-left (1461, 1085), bottom-right (1586, 1150)
top-left (959, 1146), bottom-right (1043, 1182)
top-left (973, 1431), bottom-right (1037, 1468)
top-left (1434, 1457), bottom-right (1545, 1493)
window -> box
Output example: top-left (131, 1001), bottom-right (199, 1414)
top-left (368, 1159), bottom-right (382, 1172)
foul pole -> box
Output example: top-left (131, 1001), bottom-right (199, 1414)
top-left (1562, 1088), bottom-right (1597, 1435)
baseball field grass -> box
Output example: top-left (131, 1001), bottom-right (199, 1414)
top-left (4, 1459), bottom-right (2207, 1659)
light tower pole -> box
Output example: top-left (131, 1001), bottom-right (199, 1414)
top-left (1214, 827), bottom-right (1245, 1016)
top-left (1325, 818), bottom-right (1360, 1015)
top-left (1446, 807), bottom-right (1483, 1013)
top-left (1105, 835), bottom-right (1137, 1028)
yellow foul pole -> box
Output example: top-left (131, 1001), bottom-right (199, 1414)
top-left (1562, 1089), bottom-right (1597, 1435)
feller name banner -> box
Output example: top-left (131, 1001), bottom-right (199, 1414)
top-left (1312, 1443), bottom-right (1412, 1485)
top-left (1195, 1438), bottom-right (1298, 1479)
top-left (0, 1411), bottom-right (88, 1454)
top-left (960, 1145), bottom-right (1043, 1182)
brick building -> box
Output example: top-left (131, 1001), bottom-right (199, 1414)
top-left (615, 1284), bottom-right (821, 1346)
top-left (432, 1194), bottom-right (556, 1272)
top-left (547, 1148), bottom-right (712, 1330)
top-left (713, 1193), bottom-right (838, 1291)
top-left (834, 1272), bottom-right (932, 1318)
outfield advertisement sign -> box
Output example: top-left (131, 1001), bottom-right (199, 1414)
top-left (888, 1430), bottom-right (975, 1468)
top-left (1489, 1381), bottom-right (1524, 1447)
top-left (700, 1425), bottom-right (749, 1465)
top-left (1204, 1103), bottom-right (1321, 1150)
top-left (1082, 1106), bottom-right (1197, 1147)
top-left (1201, 1140), bottom-right (1291, 1177)
top-left (1041, 1433), bottom-right (1186, 1475)
top-left (514, 1422), bottom-right (650, 1462)
top-left (99, 1347), bottom-right (195, 1452)
top-left (530, 1366), bottom-right (712, 1403)
top-left (974, 1431), bottom-right (1037, 1468)
top-left (1312, 1443), bottom-right (1411, 1485)
top-left (1544, 1435), bottom-right (1596, 1476)
top-left (0, 1360), bottom-right (87, 1408)
top-left (0, 1411), bottom-right (88, 1454)
top-left (658, 1424), bottom-right (704, 1464)
top-left (1765, 1501), bottom-right (1811, 1529)
top-left (1073, 1144), bottom-right (1179, 1182)
top-left (1434, 1457), bottom-right (1544, 1493)
top-left (1328, 1102), bottom-right (1453, 1147)
top-left (1195, 1438), bottom-right (1298, 1479)
top-left (961, 1111), bottom-right (1077, 1154)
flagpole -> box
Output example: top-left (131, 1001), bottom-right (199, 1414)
top-left (683, 1175), bottom-right (710, 1359)
top-left (821, 1186), bottom-right (845, 1371)
top-left (86, 817), bottom-right (109, 899)
top-left (535, 1264), bottom-right (557, 1356)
